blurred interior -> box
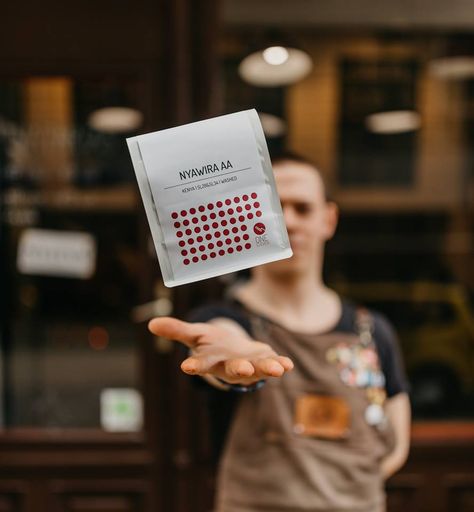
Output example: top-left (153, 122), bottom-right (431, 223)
top-left (0, 1), bottom-right (473, 511)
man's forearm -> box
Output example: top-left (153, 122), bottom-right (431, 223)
top-left (382, 393), bottom-right (411, 480)
top-left (381, 446), bottom-right (408, 479)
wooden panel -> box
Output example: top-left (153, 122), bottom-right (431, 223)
top-left (1, 0), bottom-right (163, 62)
top-left (0, 482), bottom-right (27, 512)
top-left (50, 480), bottom-right (150, 512)
top-left (65, 496), bottom-right (134, 512)
top-left (445, 474), bottom-right (474, 512)
top-left (0, 496), bottom-right (21, 512)
top-left (411, 422), bottom-right (474, 444)
top-left (386, 473), bottom-right (424, 512)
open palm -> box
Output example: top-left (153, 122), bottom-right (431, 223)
top-left (148, 317), bottom-right (294, 385)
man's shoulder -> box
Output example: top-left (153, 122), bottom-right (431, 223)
top-left (337, 298), bottom-right (398, 347)
top-left (337, 298), bottom-right (408, 397)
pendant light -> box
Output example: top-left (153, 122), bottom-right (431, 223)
top-left (365, 110), bottom-right (421, 134)
top-left (88, 107), bottom-right (143, 134)
top-left (428, 36), bottom-right (474, 80)
top-left (87, 86), bottom-right (143, 134)
top-left (238, 32), bottom-right (313, 87)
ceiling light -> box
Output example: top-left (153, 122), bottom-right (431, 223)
top-left (239, 47), bottom-right (312, 87)
top-left (429, 56), bottom-right (474, 80)
top-left (262, 46), bottom-right (289, 66)
top-left (88, 107), bottom-right (143, 134)
top-left (258, 112), bottom-right (287, 138)
top-left (365, 110), bottom-right (421, 134)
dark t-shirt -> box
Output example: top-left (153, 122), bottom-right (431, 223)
top-left (188, 296), bottom-right (409, 461)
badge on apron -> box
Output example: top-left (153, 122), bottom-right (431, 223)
top-left (293, 394), bottom-right (350, 440)
top-left (365, 403), bottom-right (385, 426)
top-left (326, 343), bottom-right (385, 391)
top-left (326, 310), bottom-right (388, 430)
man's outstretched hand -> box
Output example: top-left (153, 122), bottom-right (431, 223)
top-left (148, 317), bottom-right (294, 386)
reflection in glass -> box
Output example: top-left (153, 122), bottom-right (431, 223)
top-left (0, 77), bottom-right (143, 428)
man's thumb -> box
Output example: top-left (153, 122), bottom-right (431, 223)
top-left (148, 316), bottom-right (203, 348)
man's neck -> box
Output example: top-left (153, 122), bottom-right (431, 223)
top-left (234, 269), bottom-right (342, 334)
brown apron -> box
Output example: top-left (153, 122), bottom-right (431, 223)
top-left (214, 310), bottom-right (395, 512)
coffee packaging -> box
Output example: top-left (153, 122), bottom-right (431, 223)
top-left (127, 109), bottom-right (292, 287)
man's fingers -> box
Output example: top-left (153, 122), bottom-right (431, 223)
top-left (182, 354), bottom-right (292, 380)
top-left (275, 356), bottom-right (294, 372)
top-left (181, 356), bottom-right (214, 375)
top-left (148, 317), bottom-right (205, 348)
top-left (224, 358), bottom-right (255, 378)
top-left (253, 357), bottom-right (285, 377)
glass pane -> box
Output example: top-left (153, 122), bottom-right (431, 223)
top-left (220, 32), bottom-right (474, 419)
top-left (0, 77), bottom-right (144, 429)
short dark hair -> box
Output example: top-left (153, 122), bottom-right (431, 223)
top-left (271, 150), bottom-right (332, 201)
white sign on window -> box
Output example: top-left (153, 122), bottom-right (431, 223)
top-left (100, 388), bottom-right (143, 432)
top-left (17, 228), bottom-right (96, 279)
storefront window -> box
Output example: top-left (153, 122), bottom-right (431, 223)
top-left (220, 31), bottom-right (474, 419)
top-left (0, 77), bottom-right (144, 429)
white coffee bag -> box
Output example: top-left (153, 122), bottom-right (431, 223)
top-left (127, 109), bottom-right (292, 287)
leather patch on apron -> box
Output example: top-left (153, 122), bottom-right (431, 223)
top-left (293, 394), bottom-right (350, 439)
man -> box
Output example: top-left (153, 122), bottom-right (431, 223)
top-left (149, 153), bottom-right (411, 512)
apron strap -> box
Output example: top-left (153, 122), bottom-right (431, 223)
top-left (354, 307), bottom-right (375, 347)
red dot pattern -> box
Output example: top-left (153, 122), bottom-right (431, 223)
top-left (170, 192), bottom-right (262, 265)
